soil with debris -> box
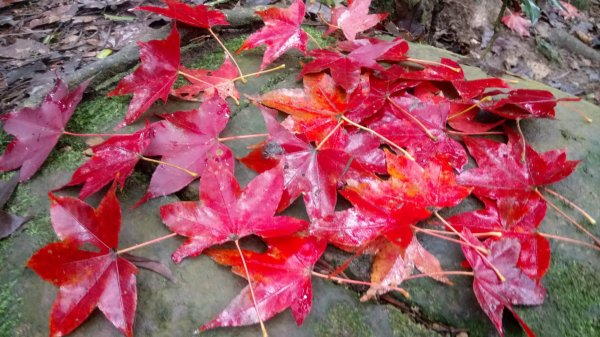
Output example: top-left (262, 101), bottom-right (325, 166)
top-left (391, 0), bottom-right (600, 104)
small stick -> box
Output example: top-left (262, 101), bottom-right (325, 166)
top-left (218, 133), bottom-right (269, 142)
top-left (311, 271), bottom-right (410, 299)
top-left (433, 211), bottom-right (506, 282)
top-left (447, 96), bottom-right (492, 120)
top-left (315, 120), bottom-right (344, 150)
top-left (208, 27), bottom-right (246, 83)
top-left (63, 131), bottom-right (130, 137)
top-left (116, 233), bottom-right (177, 255)
top-left (138, 155), bottom-right (198, 178)
top-left (415, 227), bottom-right (503, 238)
top-left (328, 243), bottom-right (371, 277)
top-left (235, 240), bottom-right (269, 337)
top-left (387, 97), bottom-right (437, 141)
top-left (536, 189), bottom-right (600, 246)
top-left (544, 188), bottom-right (596, 225)
top-left (340, 115), bottom-right (415, 161)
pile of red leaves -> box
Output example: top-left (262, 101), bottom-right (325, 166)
top-left (0, 1), bottom-right (591, 336)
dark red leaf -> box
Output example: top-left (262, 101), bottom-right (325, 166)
top-left (236, 0), bottom-right (307, 70)
top-left (27, 183), bottom-right (138, 337)
top-left (482, 89), bottom-right (559, 119)
top-left (65, 125), bottom-right (153, 200)
top-left (108, 24), bottom-right (180, 127)
top-left (121, 253), bottom-right (175, 282)
top-left (0, 78), bottom-right (88, 181)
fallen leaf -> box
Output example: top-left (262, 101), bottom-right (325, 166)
top-left (135, 0), bottom-right (229, 29)
top-left (0, 78), bottom-right (88, 182)
top-left (502, 12), bottom-right (532, 37)
top-left (325, 0), bottom-right (388, 41)
top-left (236, 0), bottom-right (307, 70)
top-left (160, 162), bottom-right (308, 263)
top-left (27, 183), bottom-right (138, 337)
top-left (173, 57), bottom-right (240, 101)
top-left (201, 235), bottom-right (326, 331)
top-left (108, 24), bottom-right (180, 127)
top-left (0, 173), bottom-right (30, 239)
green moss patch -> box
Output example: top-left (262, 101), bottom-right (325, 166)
top-left (316, 302), bottom-right (375, 337)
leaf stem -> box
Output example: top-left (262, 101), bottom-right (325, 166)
top-left (538, 232), bottom-right (600, 252)
top-left (413, 226), bottom-right (492, 253)
top-left (340, 115), bottom-right (415, 161)
top-left (433, 211), bottom-right (506, 282)
top-left (535, 189), bottom-right (600, 247)
top-left (543, 188), bottom-right (596, 225)
top-left (218, 133), bottom-right (269, 142)
top-left (138, 155), bottom-right (198, 178)
top-left (446, 130), bottom-right (504, 136)
top-left (208, 27), bottom-right (246, 83)
top-left (234, 64), bottom-right (286, 81)
top-left (304, 29), bottom-right (322, 49)
top-left (403, 57), bottom-right (462, 72)
top-left (116, 233), bottom-right (178, 255)
top-left (315, 120), bottom-right (344, 150)
top-left (387, 97), bottom-right (437, 141)
top-left (63, 131), bottom-right (130, 137)
top-left (235, 240), bottom-right (269, 337)
top-left (311, 271), bottom-right (410, 299)
top-left (559, 100), bottom-right (592, 123)
top-left (415, 227), bottom-right (503, 238)
top-left (403, 271), bottom-right (475, 281)
top-left (447, 96), bottom-right (492, 121)
top-left (515, 118), bottom-right (527, 163)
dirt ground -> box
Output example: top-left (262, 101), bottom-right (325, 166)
top-left (0, 0), bottom-right (599, 109)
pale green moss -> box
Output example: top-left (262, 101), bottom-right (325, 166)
top-left (388, 309), bottom-right (441, 337)
top-left (67, 95), bottom-right (128, 133)
top-left (315, 302), bottom-right (375, 337)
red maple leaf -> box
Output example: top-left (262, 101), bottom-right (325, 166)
top-left (236, 0), bottom-right (307, 70)
top-left (27, 183), bottom-right (138, 337)
top-left (451, 78), bottom-right (510, 101)
top-left (385, 58), bottom-right (464, 82)
top-left (336, 37), bottom-right (410, 62)
top-left (447, 101), bottom-right (506, 133)
top-left (108, 24), bottom-right (180, 127)
top-left (325, 0), bottom-right (388, 41)
top-left (201, 235), bottom-right (326, 331)
top-left (134, 0), bottom-right (229, 29)
top-left (457, 127), bottom-right (579, 227)
top-left (300, 39), bottom-right (402, 91)
top-left (258, 72), bottom-right (369, 144)
top-left (136, 95), bottom-right (233, 205)
top-left (341, 150), bottom-right (471, 247)
top-left (502, 12), bottom-right (532, 37)
top-left (240, 107), bottom-right (350, 220)
top-left (0, 78), bottom-right (88, 182)
top-left (462, 230), bottom-right (546, 337)
top-left (362, 237), bottom-right (450, 300)
top-left (481, 89), bottom-right (562, 120)
top-left (372, 94), bottom-right (469, 170)
top-left (64, 125), bottom-right (153, 200)
top-left (446, 196), bottom-right (551, 282)
top-left (172, 57), bottom-right (239, 101)
top-left (160, 161), bottom-right (308, 263)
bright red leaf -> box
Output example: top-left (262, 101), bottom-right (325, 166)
top-left (385, 58), bottom-right (464, 82)
top-left (108, 24), bottom-right (180, 127)
top-left (451, 78), bottom-right (510, 101)
top-left (0, 78), bottom-right (88, 182)
top-left (325, 0), bottom-right (388, 41)
top-left (201, 235), bottom-right (326, 330)
top-left (136, 95), bottom-right (233, 205)
top-left (481, 89), bottom-right (562, 119)
top-left (458, 127), bottom-right (579, 227)
top-left (502, 12), bottom-right (532, 37)
top-left (173, 57), bottom-right (239, 101)
top-left (236, 0), bottom-right (307, 70)
top-left (462, 230), bottom-right (546, 337)
top-left (27, 183), bottom-right (138, 337)
top-left (446, 196), bottom-right (551, 282)
top-left (336, 37), bottom-right (410, 62)
top-left (258, 72), bottom-right (369, 144)
top-left (240, 107), bottom-right (350, 220)
top-left (135, 0), bottom-right (229, 29)
top-left (160, 161), bottom-right (308, 263)
top-left (64, 126), bottom-right (153, 200)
